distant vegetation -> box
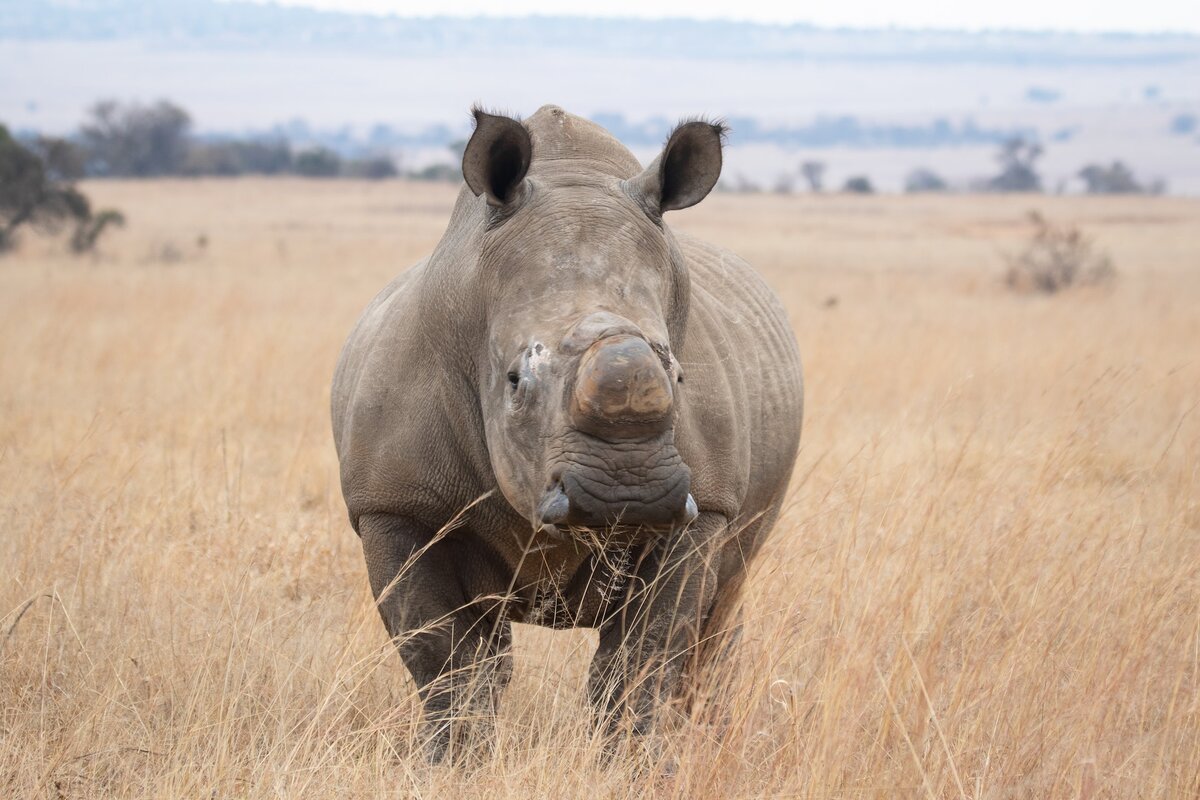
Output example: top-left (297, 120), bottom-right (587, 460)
top-left (904, 168), bottom-right (949, 193)
top-left (592, 111), bottom-right (1035, 149)
top-left (841, 176), bottom-right (875, 194)
top-left (1004, 210), bottom-right (1115, 293)
top-left (981, 137), bottom-right (1044, 192)
top-left (800, 161), bottom-right (826, 193)
top-left (7, 99), bottom-right (1173, 199)
top-left (1077, 161), bottom-right (1165, 194)
top-left (0, 124), bottom-right (123, 254)
top-left (59, 99), bottom-right (405, 180)
top-left (726, 136), bottom-right (1163, 197)
top-left (1, 100), bottom-right (472, 182)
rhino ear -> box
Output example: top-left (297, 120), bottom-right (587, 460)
top-left (462, 108), bottom-right (532, 208)
top-left (630, 119), bottom-right (726, 214)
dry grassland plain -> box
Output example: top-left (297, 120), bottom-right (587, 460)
top-left (1, 179), bottom-right (1198, 798)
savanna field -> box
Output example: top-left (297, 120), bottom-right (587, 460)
top-left (1, 179), bottom-right (1198, 798)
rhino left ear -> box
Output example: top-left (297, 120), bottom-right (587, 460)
top-left (463, 108), bottom-right (532, 208)
top-left (629, 119), bottom-right (726, 214)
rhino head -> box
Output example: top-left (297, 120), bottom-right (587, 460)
top-left (463, 107), bottom-right (725, 538)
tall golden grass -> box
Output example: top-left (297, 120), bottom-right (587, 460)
top-left (2, 179), bottom-right (1197, 798)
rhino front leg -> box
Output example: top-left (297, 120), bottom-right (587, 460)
top-left (587, 512), bottom-right (729, 738)
top-left (359, 513), bottom-right (512, 763)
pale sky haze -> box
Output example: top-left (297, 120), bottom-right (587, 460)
top-left (255, 0), bottom-right (1200, 33)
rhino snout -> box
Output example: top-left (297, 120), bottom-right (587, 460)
top-left (535, 466), bottom-right (696, 531)
top-left (570, 335), bottom-right (673, 437)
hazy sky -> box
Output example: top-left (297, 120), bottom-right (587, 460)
top-left (258, 0), bottom-right (1200, 33)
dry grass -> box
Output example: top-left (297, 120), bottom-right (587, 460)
top-left (2, 179), bottom-right (1198, 798)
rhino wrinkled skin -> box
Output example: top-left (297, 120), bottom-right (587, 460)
top-left (331, 105), bottom-right (803, 760)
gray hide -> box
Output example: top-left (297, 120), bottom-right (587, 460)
top-left (331, 104), bottom-right (803, 761)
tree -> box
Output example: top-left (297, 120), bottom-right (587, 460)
top-left (26, 135), bottom-right (85, 181)
top-left (80, 99), bottom-right (192, 176)
top-left (0, 125), bottom-right (122, 254)
top-left (985, 137), bottom-right (1043, 192)
top-left (343, 155), bottom-right (398, 180)
top-left (904, 167), bottom-right (948, 193)
top-left (294, 147), bottom-right (342, 177)
top-left (800, 160), bottom-right (826, 192)
top-left (1078, 161), bottom-right (1150, 194)
top-left (182, 139), bottom-right (293, 176)
top-left (842, 175), bottom-right (874, 194)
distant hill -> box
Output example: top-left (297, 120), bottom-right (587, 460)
top-left (5, 0), bottom-right (1199, 66)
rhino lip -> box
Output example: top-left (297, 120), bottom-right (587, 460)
top-left (534, 482), bottom-right (697, 531)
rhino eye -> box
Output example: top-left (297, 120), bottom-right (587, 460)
top-left (507, 371), bottom-right (520, 388)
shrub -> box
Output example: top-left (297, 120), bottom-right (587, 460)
top-left (343, 156), bottom-right (399, 180)
top-left (1004, 211), bottom-right (1115, 294)
top-left (1077, 161), bottom-right (1164, 195)
top-left (183, 139), bottom-right (293, 176)
top-left (408, 163), bottom-right (460, 182)
top-left (904, 167), bottom-right (948, 193)
top-left (841, 175), bottom-right (874, 194)
top-left (294, 147), bottom-right (342, 178)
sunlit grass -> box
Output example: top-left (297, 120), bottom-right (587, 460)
top-left (1, 180), bottom-right (1197, 798)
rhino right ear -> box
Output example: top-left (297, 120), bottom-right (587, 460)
top-left (462, 108), bottom-right (532, 208)
top-left (628, 119), bottom-right (726, 215)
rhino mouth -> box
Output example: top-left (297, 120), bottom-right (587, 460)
top-left (535, 429), bottom-right (696, 534)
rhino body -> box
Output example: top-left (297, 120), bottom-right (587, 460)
top-left (332, 105), bottom-right (802, 759)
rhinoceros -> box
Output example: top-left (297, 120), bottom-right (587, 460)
top-left (331, 105), bottom-right (803, 760)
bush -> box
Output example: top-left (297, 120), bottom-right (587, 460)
top-left (294, 147), bottom-right (342, 178)
top-left (183, 139), bottom-right (293, 176)
top-left (904, 167), bottom-right (948, 193)
top-left (408, 163), bottom-right (460, 183)
top-left (343, 156), bottom-right (399, 180)
top-left (1077, 161), bottom-right (1163, 195)
top-left (1004, 210), bottom-right (1115, 294)
top-left (841, 175), bottom-right (874, 194)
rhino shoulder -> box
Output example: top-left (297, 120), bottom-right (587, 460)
top-left (331, 260), bottom-right (488, 529)
top-left (672, 232), bottom-right (804, 519)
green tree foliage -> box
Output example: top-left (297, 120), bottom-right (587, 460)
top-left (985, 137), bottom-right (1043, 192)
top-left (842, 175), bottom-right (875, 194)
top-left (342, 155), bottom-right (399, 179)
top-left (0, 124), bottom-right (123, 254)
top-left (800, 160), bottom-right (826, 192)
top-left (81, 99), bottom-right (192, 176)
top-left (183, 139), bottom-right (294, 176)
top-left (293, 147), bottom-right (342, 177)
top-left (904, 167), bottom-right (948, 193)
top-left (1077, 161), bottom-right (1162, 194)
